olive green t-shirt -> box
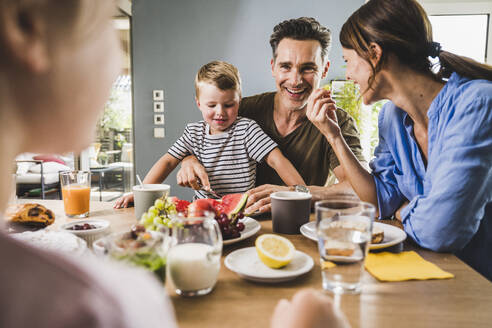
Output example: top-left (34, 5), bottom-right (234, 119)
top-left (239, 92), bottom-right (364, 187)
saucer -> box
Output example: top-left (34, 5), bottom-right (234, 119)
top-left (225, 247), bottom-right (314, 283)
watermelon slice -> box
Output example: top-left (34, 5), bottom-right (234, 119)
top-left (186, 193), bottom-right (248, 220)
top-left (170, 197), bottom-right (191, 214)
top-left (220, 193), bottom-right (248, 219)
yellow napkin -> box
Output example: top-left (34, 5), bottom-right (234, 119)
top-left (365, 251), bottom-right (454, 281)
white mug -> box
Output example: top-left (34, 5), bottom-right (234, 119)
top-left (133, 184), bottom-right (170, 220)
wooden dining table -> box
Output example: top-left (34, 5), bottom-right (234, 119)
top-left (21, 200), bottom-right (492, 328)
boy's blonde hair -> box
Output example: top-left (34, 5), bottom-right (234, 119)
top-left (195, 61), bottom-right (242, 98)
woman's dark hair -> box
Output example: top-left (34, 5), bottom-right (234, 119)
top-left (340, 0), bottom-right (492, 89)
top-left (270, 17), bottom-right (332, 61)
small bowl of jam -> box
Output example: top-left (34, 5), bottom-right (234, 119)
top-left (61, 219), bottom-right (110, 246)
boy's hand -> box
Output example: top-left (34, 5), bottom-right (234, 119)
top-left (176, 155), bottom-right (210, 190)
top-left (245, 184), bottom-right (290, 215)
top-left (114, 193), bottom-right (134, 209)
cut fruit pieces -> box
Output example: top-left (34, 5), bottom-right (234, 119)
top-left (220, 193), bottom-right (248, 218)
top-left (255, 234), bottom-right (295, 269)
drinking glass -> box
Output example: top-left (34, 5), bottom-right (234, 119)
top-left (168, 211), bottom-right (222, 297)
top-left (60, 171), bottom-right (91, 218)
top-left (316, 198), bottom-right (375, 294)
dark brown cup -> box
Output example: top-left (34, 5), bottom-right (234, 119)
top-left (271, 191), bottom-right (312, 234)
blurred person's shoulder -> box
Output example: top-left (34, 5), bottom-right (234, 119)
top-left (0, 232), bottom-right (176, 328)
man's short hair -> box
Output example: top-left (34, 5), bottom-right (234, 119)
top-left (269, 17), bottom-right (332, 61)
top-left (195, 61), bottom-right (242, 98)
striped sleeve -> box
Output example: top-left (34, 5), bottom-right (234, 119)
top-left (167, 125), bottom-right (194, 160)
top-left (244, 120), bottom-right (278, 162)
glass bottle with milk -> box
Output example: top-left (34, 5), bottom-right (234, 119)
top-left (168, 211), bottom-right (222, 297)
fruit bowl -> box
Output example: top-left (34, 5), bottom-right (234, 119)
top-left (140, 193), bottom-right (249, 241)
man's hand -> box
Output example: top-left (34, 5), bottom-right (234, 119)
top-left (176, 156), bottom-right (210, 191)
top-left (271, 289), bottom-right (351, 328)
top-left (245, 184), bottom-right (290, 215)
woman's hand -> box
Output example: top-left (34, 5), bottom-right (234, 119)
top-left (114, 193), bottom-right (134, 209)
top-left (176, 156), bottom-right (210, 191)
top-left (395, 200), bottom-right (409, 221)
top-left (306, 88), bottom-right (341, 144)
top-left (271, 289), bottom-right (351, 328)
top-left (245, 184), bottom-right (290, 215)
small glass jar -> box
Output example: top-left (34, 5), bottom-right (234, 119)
top-left (167, 211), bottom-right (222, 297)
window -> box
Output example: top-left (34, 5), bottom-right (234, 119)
top-left (429, 14), bottom-right (489, 63)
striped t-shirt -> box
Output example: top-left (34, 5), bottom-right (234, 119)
top-left (168, 117), bottom-right (277, 199)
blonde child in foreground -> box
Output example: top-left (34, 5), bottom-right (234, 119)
top-left (115, 61), bottom-right (305, 208)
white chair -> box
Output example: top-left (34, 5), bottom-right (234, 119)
top-left (15, 154), bottom-right (73, 199)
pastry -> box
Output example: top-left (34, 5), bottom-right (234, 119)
top-left (6, 203), bottom-right (55, 227)
top-left (325, 240), bottom-right (355, 256)
top-left (371, 225), bottom-right (384, 244)
top-left (329, 220), bottom-right (385, 244)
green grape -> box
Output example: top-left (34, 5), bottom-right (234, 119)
top-left (153, 216), bottom-right (163, 226)
top-left (140, 212), bottom-right (149, 222)
top-left (148, 206), bottom-right (159, 217)
top-left (144, 215), bottom-right (154, 226)
top-left (147, 211), bottom-right (156, 220)
top-left (154, 199), bottom-right (165, 210)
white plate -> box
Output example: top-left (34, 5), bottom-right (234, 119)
top-left (223, 217), bottom-right (261, 245)
top-left (11, 230), bottom-right (88, 256)
top-left (225, 247), bottom-right (314, 283)
top-left (300, 221), bottom-right (407, 250)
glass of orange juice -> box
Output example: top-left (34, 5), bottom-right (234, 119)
top-left (60, 171), bottom-right (91, 218)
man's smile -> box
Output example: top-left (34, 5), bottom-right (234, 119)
top-left (284, 86), bottom-right (308, 99)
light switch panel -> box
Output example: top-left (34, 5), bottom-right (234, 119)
top-left (153, 90), bottom-right (164, 101)
top-left (154, 127), bottom-right (165, 138)
top-left (153, 101), bottom-right (164, 112)
top-left (154, 114), bottom-right (164, 125)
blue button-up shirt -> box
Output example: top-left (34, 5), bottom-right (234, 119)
top-left (370, 73), bottom-right (492, 281)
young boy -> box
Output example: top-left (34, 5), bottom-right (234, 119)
top-left (115, 61), bottom-right (304, 207)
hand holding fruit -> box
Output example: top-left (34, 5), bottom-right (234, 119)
top-left (306, 87), bottom-right (341, 144)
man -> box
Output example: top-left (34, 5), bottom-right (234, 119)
top-left (178, 17), bottom-right (365, 214)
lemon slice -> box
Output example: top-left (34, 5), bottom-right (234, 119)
top-left (255, 234), bottom-right (295, 269)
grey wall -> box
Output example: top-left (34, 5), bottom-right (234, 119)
top-left (132, 0), bottom-right (364, 200)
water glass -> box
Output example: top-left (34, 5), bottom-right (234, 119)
top-left (168, 211), bottom-right (222, 297)
top-left (316, 198), bottom-right (375, 294)
top-left (60, 171), bottom-right (91, 218)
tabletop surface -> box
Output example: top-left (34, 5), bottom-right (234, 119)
top-left (22, 200), bottom-right (492, 328)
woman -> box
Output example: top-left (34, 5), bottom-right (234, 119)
top-left (307, 0), bottom-right (492, 281)
top-left (0, 0), bottom-right (345, 327)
